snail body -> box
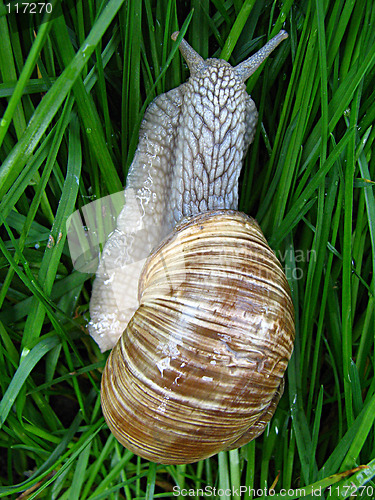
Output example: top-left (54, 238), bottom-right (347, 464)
top-left (89, 31), bottom-right (294, 464)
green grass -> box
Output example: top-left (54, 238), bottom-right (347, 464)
top-left (0, 0), bottom-right (374, 498)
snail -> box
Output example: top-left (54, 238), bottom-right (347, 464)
top-left (89, 30), bottom-right (294, 464)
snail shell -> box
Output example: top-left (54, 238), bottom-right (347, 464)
top-left (90, 31), bottom-right (294, 464)
top-left (101, 211), bottom-right (294, 464)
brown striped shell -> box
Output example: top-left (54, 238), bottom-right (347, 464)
top-left (101, 210), bottom-right (295, 464)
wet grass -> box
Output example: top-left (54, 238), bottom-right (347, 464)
top-left (0, 0), bottom-right (374, 498)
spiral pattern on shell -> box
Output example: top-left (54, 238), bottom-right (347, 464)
top-left (101, 210), bottom-right (295, 464)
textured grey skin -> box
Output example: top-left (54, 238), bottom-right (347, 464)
top-left (165, 59), bottom-right (257, 226)
top-left (89, 33), bottom-right (287, 351)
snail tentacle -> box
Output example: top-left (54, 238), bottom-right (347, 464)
top-left (234, 30), bottom-right (289, 81)
top-left (172, 31), bottom-right (206, 75)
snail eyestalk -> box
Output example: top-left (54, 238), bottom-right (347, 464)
top-left (171, 31), bottom-right (206, 75)
top-left (234, 30), bottom-right (288, 82)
